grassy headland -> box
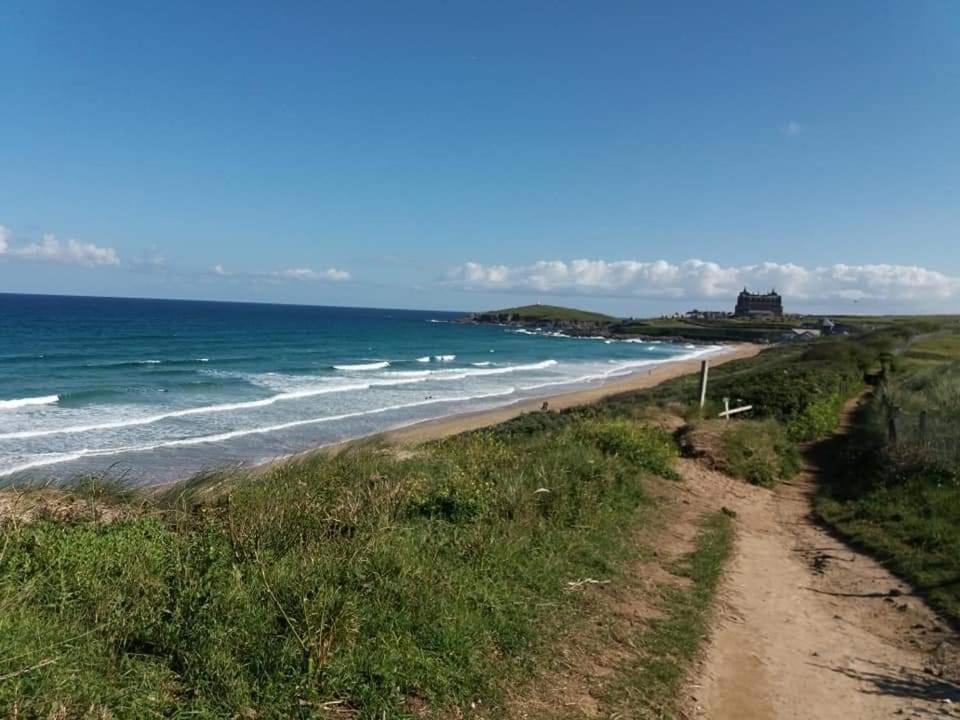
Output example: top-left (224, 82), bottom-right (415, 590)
top-left (463, 302), bottom-right (948, 344)
top-left (467, 304), bottom-right (616, 324)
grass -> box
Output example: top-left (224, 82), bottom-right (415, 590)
top-left (901, 333), bottom-right (960, 367)
top-left (815, 337), bottom-right (960, 624)
top-left (4, 319), bottom-right (954, 716)
top-left (474, 304), bottom-right (616, 324)
top-left (0, 418), bottom-right (673, 718)
top-left (685, 419), bottom-right (800, 487)
top-left (817, 469), bottom-right (960, 622)
top-left (598, 510), bottom-right (734, 718)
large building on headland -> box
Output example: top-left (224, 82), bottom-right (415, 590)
top-left (734, 288), bottom-right (783, 317)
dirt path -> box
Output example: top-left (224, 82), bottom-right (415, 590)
top-left (689, 401), bottom-right (960, 719)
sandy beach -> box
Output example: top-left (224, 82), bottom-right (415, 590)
top-left (379, 342), bottom-right (764, 446)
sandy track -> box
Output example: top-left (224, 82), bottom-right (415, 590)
top-left (689, 401), bottom-right (960, 719)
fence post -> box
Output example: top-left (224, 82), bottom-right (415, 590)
top-left (723, 397), bottom-right (730, 421)
top-left (699, 360), bottom-right (710, 409)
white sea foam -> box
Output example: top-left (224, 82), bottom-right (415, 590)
top-left (416, 356), bottom-right (431, 362)
top-left (385, 359), bottom-right (556, 381)
top-left (333, 361), bottom-right (390, 371)
top-left (0, 359), bottom-right (565, 441)
top-left (471, 361), bottom-right (492, 367)
top-left (0, 388), bottom-right (518, 478)
top-left (0, 384), bottom-right (369, 441)
top-left (0, 394), bottom-right (60, 411)
top-left (434, 354), bottom-right (456, 362)
top-left (139, 360), bottom-right (162, 364)
top-left (521, 374), bottom-right (600, 391)
top-left (380, 370), bottom-right (434, 379)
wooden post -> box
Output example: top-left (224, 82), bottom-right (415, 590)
top-left (698, 360), bottom-right (710, 409)
top-left (723, 397), bottom-right (730, 421)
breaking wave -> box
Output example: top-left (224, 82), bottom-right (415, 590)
top-left (0, 394), bottom-right (60, 411)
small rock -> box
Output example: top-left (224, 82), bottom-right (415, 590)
top-left (889, 588), bottom-right (903, 597)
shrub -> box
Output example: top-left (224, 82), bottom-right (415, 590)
top-left (720, 419), bottom-right (801, 487)
top-left (573, 418), bottom-right (679, 480)
top-left (785, 390), bottom-right (846, 441)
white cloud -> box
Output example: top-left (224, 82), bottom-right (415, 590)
top-left (446, 258), bottom-right (960, 304)
top-left (211, 265), bottom-right (351, 282)
top-left (784, 120), bottom-right (803, 136)
top-left (8, 233), bottom-right (120, 267)
top-left (270, 267), bottom-right (351, 281)
top-left (0, 225), bottom-right (9, 254)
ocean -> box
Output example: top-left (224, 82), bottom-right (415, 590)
top-left (0, 294), bottom-right (719, 484)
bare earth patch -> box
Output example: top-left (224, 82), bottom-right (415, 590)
top-left (496, 453), bottom-right (753, 720)
top-left (688, 400), bottom-right (960, 719)
top-left (0, 488), bottom-right (133, 524)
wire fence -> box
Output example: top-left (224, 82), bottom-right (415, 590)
top-left (882, 397), bottom-right (960, 471)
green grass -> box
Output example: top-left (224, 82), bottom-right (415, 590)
top-left (0, 418), bottom-right (674, 718)
top-left (598, 510), bottom-right (734, 718)
top-left (817, 470), bottom-right (960, 622)
top-left (815, 338), bottom-right (960, 624)
top-left (611, 318), bottom-right (788, 343)
top-left (475, 304), bottom-right (616, 323)
top-left (4, 319), bottom-right (954, 716)
top-left (720, 419), bottom-right (801, 487)
top-left (901, 333), bottom-right (960, 366)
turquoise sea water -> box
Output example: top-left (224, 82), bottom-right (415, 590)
top-left (0, 294), bottom-right (720, 484)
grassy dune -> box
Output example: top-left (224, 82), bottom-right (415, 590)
top-left (0, 421), bottom-right (676, 717)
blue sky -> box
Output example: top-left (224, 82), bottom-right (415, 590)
top-left (1, 1), bottom-right (958, 314)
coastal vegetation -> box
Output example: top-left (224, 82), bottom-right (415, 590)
top-left (0, 418), bottom-right (683, 718)
top-left (816, 331), bottom-right (960, 623)
top-left (465, 302), bottom-right (944, 344)
top-left (3, 310), bottom-right (959, 716)
top-left (685, 419), bottom-right (800, 487)
top-left (468, 304), bottom-right (615, 324)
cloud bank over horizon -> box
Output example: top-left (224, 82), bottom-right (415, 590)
top-left (0, 226), bottom-right (120, 268)
top-left (447, 259), bottom-right (960, 305)
top-left (211, 264), bottom-right (351, 282)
